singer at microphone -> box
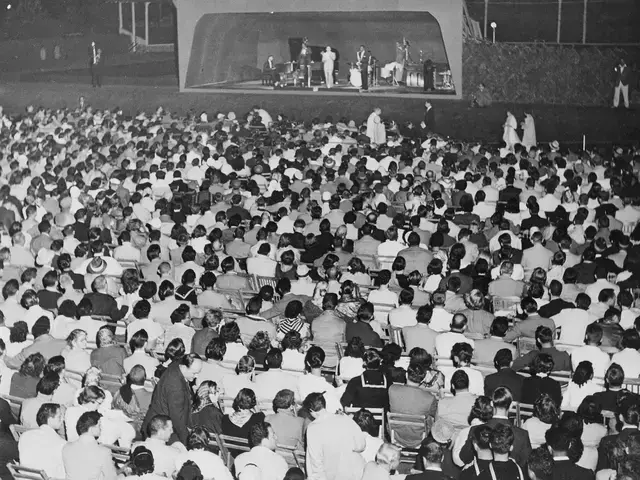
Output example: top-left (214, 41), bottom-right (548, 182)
top-left (88, 41), bottom-right (103, 88)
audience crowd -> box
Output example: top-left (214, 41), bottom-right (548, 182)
top-left (0, 102), bottom-right (640, 480)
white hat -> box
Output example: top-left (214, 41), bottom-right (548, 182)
top-left (36, 248), bottom-right (55, 267)
top-left (149, 218), bottom-right (161, 230)
top-left (321, 191), bottom-right (332, 202)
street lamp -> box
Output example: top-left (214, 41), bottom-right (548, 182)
top-left (490, 22), bottom-right (497, 43)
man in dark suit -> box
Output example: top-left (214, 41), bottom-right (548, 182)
top-left (613, 57), bottom-right (631, 109)
top-left (498, 176), bottom-right (522, 204)
top-left (82, 276), bottom-right (129, 322)
top-left (459, 387), bottom-right (531, 469)
top-left (263, 55), bottom-right (277, 85)
top-left (424, 100), bottom-right (436, 132)
top-left (547, 426), bottom-right (595, 480)
top-left (345, 309), bottom-right (383, 348)
top-left (142, 354), bottom-right (202, 444)
top-left (597, 395), bottom-right (640, 471)
top-left (356, 45), bottom-right (370, 91)
top-left (484, 349), bottom-right (523, 402)
top-left (88, 41), bottom-right (104, 88)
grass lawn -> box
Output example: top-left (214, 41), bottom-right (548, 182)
top-left (1, 81), bottom-right (637, 149)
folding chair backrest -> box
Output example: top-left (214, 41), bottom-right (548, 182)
top-left (219, 434), bottom-right (251, 469)
top-left (254, 275), bottom-right (278, 290)
top-left (1, 394), bottom-right (25, 417)
top-left (276, 444), bottom-right (306, 470)
top-left (387, 412), bottom-right (429, 448)
top-left (105, 444), bottom-right (130, 467)
top-left (7, 463), bottom-right (50, 480)
top-left (9, 424), bottom-right (32, 442)
top-left (492, 296), bottom-right (521, 315)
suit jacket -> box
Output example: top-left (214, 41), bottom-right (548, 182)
top-left (0, 430), bottom-right (18, 480)
top-left (346, 321), bottom-right (383, 348)
top-left (353, 235), bottom-right (381, 257)
top-left (521, 375), bottom-right (562, 406)
top-left (484, 368), bottom-right (523, 402)
top-left (503, 315), bottom-right (555, 343)
top-left (498, 186), bottom-right (522, 203)
top-left (83, 292), bottom-right (128, 322)
top-left (597, 427), bottom-right (639, 470)
top-left (473, 337), bottom-right (517, 366)
top-left (397, 246), bottom-right (433, 275)
top-left (553, 459), bottom-right (595, 480)
top-left (424, 107), bottom-right (436, 132)
top-left (511, 347), bottom-right (572, 373)
top-left (615, 64), bottom-right (632, 86)
top-left (142, 361), bottom-right (192, 444)
top-left (263, 60), bottom-right (276, 72)
top-left (460, 417), bottom-right (531, 468)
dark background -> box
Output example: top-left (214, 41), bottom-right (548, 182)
top-left (185, 11), bottom-right (450, 87)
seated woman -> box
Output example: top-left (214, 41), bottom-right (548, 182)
top-left (67, 384), bottom-right (136, 448)
top-left (175, 270), bottom-right (198, 305)
top-left (277, 301), bottom-right (310, 343)
top-left (276, 249), bottom-right (298, 281)
top-left (10, 352), bottom-right (45, 398)
top-left (6, 321), bottom-right (32, 358)
top-left (155, 338), bottom-right (186, 379)
top-left (220, 388), bottom-right (266, 441)
top-left (280, 330), bottom-right (306, 371)
top-left (220, 322), bottom-right (248, 364)
top-left (342, 257), bottom-right (373, 287)
top-left (335, 280), bottom-right (364, 322)
top-left (124, 446), bottom-right (165, 480)
top-left (112, 364), bottom-right (153, 435)
top-left (221, 355), bottom-right (256, 400)
top-left (522, 393), bottom-right (560, 448)
top-left (61, 329), bottom-right (91, 375)
top-left (297, 346), bottom-right (341, 413)
top-left (90, 326), bottom-right (127, 376)
top-left (576, 395), bottom-right (607, 471)
top-left (442, 342), bottom-right (484, 396)
top-left (561, 361), bottom-right (604, 412)
top-left (175, 427), bottom-right (233, 480)
top-left (361, 443), bottom-right (401, 480)
top-left (124, 329), bottom-right (159, 375)
top-left (338, 337), bottom-right (366, 385)
top-left (192, 380), bottom-right (224, 435)
top-left (408, 348), bottom-right (445, 394)
top-left (521, 353), bottom-right (562, 406)
top-left (340, 349), bottom-right (389, 410)
top-left (247, 332), bottom-right (271, 365)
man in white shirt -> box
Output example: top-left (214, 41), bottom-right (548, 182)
top-left (584, 266), bottom-right (620, 304)
top-left (20, 372), bottom-right (59, 428)
top-left (126, 300), bottom-right (165, 348)
top-left (235, 421), bottom-right (289, 480)
top-left (18, 403), bottom-right (67, 479)
top-left (131, 415), bottom-right (184, 477)
top-left (429, 292), bottom-right (454, 332)
top-left (246, 243), bottom-right (277, 277)
top-left (253, 350), bottom-right (298, 402)
top-left (376, 227), bottom-right (405, 266)
top-left (388, 289), bottom-right (418, 328)
top-left (552, 293), bottom-right (598, 346)
top-left (435, 313), bottom-right (475, 359)
top-left (306, 392), bottom-right (366, 480)
top-left (571, 323), bottom-right (611, 378)
top-left (610, 329), bottom-right (640, 379)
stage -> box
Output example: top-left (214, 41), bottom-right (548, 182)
top-left (188, 79), bottom-right (457, 97)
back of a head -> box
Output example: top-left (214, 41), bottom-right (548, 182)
top-left (492, 386), bottom-right (513, 410)
top-left (489, 423), bottom-right (514, 455)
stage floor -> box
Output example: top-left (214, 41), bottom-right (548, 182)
top-left (189, 79), bottom-right (456, 96)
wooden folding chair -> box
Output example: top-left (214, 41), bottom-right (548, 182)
top-left (387, 412), bottom-right (430, 448)
top-left (7, 463), bottom-right (51, 480)
top-left (218, 434), bottom-right (251, 469)
top-left (9, 424), bottom-right (32, 442)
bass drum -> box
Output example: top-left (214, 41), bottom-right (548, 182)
top-left (350, 68), bottom-right (362, 88)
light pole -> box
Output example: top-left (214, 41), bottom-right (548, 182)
top-left (490, 22), bottom-right (497, 43)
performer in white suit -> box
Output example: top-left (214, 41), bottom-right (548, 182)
top-left (521, 113), bottom-right (537, 150)
top-left (366, 107), bottom-right (386, 145)
top-left (321, 46), bottom-right (337, 88)
top-left (502, 111), bottom-right (520, 151)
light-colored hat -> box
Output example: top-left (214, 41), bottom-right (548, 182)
top-left (550, 140), bottom-right (560, 150)
top-left (149, 218), bottom-right (161, 230)
top-left (431, 419), bottom-right (455, 443)
top-left (321, 191), bottom-right (332, 202)
top-left (297, 265), bottom-right (310, 277)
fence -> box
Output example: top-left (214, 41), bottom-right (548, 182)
top-left (466, 0), bottom-right (640, 44)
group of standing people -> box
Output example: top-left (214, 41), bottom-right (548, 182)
top-left (502, 111), bottom-right (537, 152)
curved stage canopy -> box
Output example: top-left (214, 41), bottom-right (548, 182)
top-left (175, 0), bottom-right (463, 99)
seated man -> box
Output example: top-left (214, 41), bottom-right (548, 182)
top-left (262, 55), bottom-right (278, 86)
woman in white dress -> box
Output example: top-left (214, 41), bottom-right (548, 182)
top-left (321, 46), bottom-right (336, 89)
top-left (366, 108), bottom-right (386, 145)
top-left (502, 111), bottom-right (520, 151)
top-left (521, 113), bottom-right (537, 150)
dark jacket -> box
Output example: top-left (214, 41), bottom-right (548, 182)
top-left (597, 427), bottom-right (639, 471)
top-left (511, 347), bottom-right (571, 372)
top-left (484, 368), bottom-right (524, 402)
top-left (142, 361), bottom-right (193, 444)
top-left (341, 370), bottom-right (389, 410)
top-left (538, 299), bottom-right (575, 319)
top-left (553, 458), bottom-right (595, 480)
top-left (346, 321), bottom-right (383, 348)
top-left (0, 430), bottom-right (18, 480)
top-left (521, 375), bottom-right (562, 406)
top-left (82, 292), bottom-right (129, 322)
top-left (460, 417), bottom-right (531, 468)
top-left (424, 107), bottom-right (436, 132)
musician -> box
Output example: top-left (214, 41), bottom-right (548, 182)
top-left (356, 45), bottom-right (371, 92)
top-left (298, 38), bottom-right (312, 86)
top-left (88, 42), bottom-right (103, 88)
top-left (424, 100), bottom-right (436, 132)
top-left (263, 55), bottom-right (277, 86)
top-left (423, 59), bottom-right (434, 92)
top-left (321, 47), bottom-right (336, 89)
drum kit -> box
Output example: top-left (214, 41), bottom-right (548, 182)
top-left (278, 61), bottom-right (306, 87)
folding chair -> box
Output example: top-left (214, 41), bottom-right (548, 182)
top-left (9, 424), bottom-right (32, 442)
top-left (0, 394), bottom-right (25, 417)
top-left (387, 412), bottom-right (430, 448)
top-left (7, 463), bottom-right (51, 480)
top-left (218, 434), bottom-right (251, 469)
